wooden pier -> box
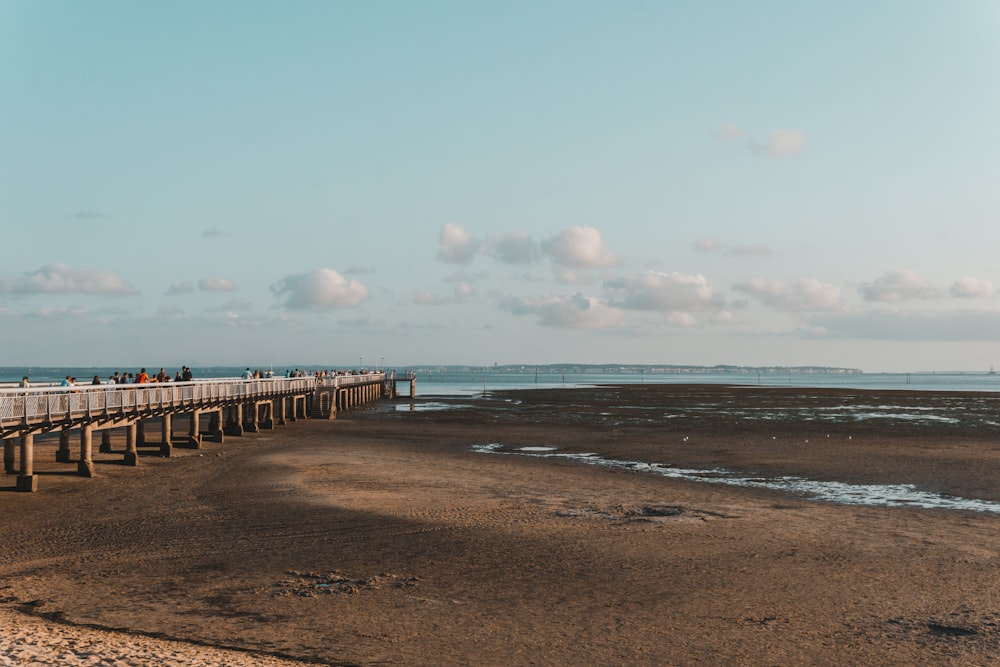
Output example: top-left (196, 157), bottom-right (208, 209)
top-left (0, 372), bottom-right (411, 492)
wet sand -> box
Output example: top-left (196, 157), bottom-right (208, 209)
top-left (3, 384), bottom-right (1000, 665)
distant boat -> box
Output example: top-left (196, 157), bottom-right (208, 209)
top-left (990, 366), bottom-right (996, 376)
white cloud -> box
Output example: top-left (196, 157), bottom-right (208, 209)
top-left (500, 292), bottom-right (624, 329)
top-left (25, 306), bottom-right (90, 318)
top-left (0, 264), bottom-right (137, 295)
top-left (666, 311), bottom-right (699, 327)
top-left (553, 268), bottom-right (594, 285)
top-left (541, 226), bottom-right (620, 269)
top-left (198, 278), bottom-right (239, 292)
top-left (413, 282), bottom-right (476, 305)
top-left (950, 276), bottom-right (995, 298)
top-left (860, 270), bottom-right (940, 302)
top-left (413, 290), bottom-right (439, 305)
top-left (751, 128), bottom-right (807, 158)
top-left (165, 281), bottom-right (195, 295)
top-left (271, 268), bottom-right (370, 309)
top-left (714, 123), bottom-right (746, 141)
top-left (489, 232), bottom-right (540, 264)
top-left (733, 277), bottom-right (842, 311)
top-left (437, 223), bottom-right (479, 264)
top-left (695, 238), bottom-right (723, 252)
top-left (605, 271), bottom-right (718, 312)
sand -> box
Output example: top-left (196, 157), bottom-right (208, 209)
top-left (3, 384), bottom-right (1000, 665)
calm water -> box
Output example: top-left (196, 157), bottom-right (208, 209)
top-left (413, 370), bottom-right (1000, 397)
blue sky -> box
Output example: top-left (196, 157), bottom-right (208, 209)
top-left (2, 1), bottom-right (999, 371)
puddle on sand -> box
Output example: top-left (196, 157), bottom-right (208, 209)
top-left (471, 443), bottom-right (1000, 514)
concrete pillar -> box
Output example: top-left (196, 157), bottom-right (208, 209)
top-left (209, 410), bottom-right (224, 442)
top-left (17, 434), bottom-right (37, 492)
top-left (244, 402), bottom-right (259, 433)
top-left (3, 437), bottom-right (15, 474)
top-left (124, 423), bottom-right (138, 466)
top-left (275, 396), bottom-right (286, 426)
top-left (188, 410), bottom-right (203, 449)
top-left (78, 425), bottom-right (96, 477)
top-left (56, 427), bottom-right (72, 463)
top-left (225, 404), bottom-right (244, 436)
top-left (99, 429), bottom-right (112, 454)
top-left (160, 414), bottom-right (173, 457)
top-left (260, 401), bottom-right (274, 429)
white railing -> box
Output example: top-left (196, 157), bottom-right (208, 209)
top-left (315, 372), bottom-right (387, 389)
top-left (0, 377), bottom-right (317, 427)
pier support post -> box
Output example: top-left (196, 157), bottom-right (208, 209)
top-left (244, 402), bottom-right (259, 433)
top-left (3, 437), bottom-right (14, 474)
top-left (78, 425), bottom-right (96, 478)
top-left (188, 411), bottom-right (203, 449)
top-left (209, 410), bottom-right (224, 442)
top-left (225, 405), bottom-right (244, 436)
top-left (56, 427), bottom-right (72, 463)
top-left (137, 420), bottom-right (146, 446)
top-left (124, 423), bottom-right (138, 466)
top-left (99, 429), bottom-right (112, 454)
top-left (260, 401), bottom-right (274, 429)
top-left (275, 397), bottom-right (286, 426)
top-left (160, 414), bottom-right (173, 457)
top-left (17, 433), bottom-right (36, 492)
top-left (410, 376), bottom-right (416, 398)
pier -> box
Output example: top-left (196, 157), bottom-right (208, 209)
top-left (0, 372), bottom-right (413, 492)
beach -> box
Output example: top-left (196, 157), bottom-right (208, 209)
top-left (3, 384), bottom-right (1000, 665)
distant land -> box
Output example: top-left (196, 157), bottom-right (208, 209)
top-left (403, 364), bottom-right (864, 376)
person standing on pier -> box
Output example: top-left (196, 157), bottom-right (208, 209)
top-left (136, 368), bottom-right (149, 383)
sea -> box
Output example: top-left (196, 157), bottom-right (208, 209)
top-left (407, 369), bottom-right (1000, 397)
top-left (6, 366), bottom-right (1000, 395)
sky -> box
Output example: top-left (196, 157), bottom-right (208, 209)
top-left (2, 1), bottom-right (999, 372)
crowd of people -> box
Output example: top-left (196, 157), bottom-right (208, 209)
top-left (92, 366), bottom-right (197, 385)
top-left (15, 366), bottom-right (384, 389)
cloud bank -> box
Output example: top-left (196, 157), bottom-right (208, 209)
top-left (271, 268), bottom-right (369, 309)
